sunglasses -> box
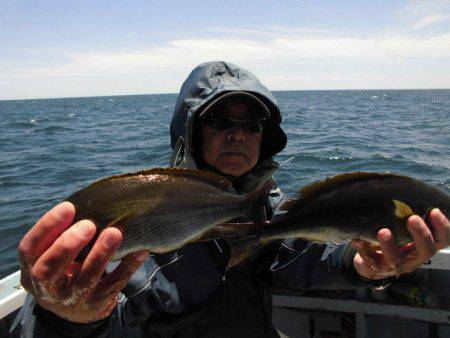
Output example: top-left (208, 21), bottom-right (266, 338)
top-left (202, 113), bottom-right (266, 134)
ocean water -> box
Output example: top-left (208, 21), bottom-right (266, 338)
top-left (0, 90), bottom-right (449, 278)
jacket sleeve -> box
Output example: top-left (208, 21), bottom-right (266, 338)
top-left (8, 284), bottom-right (162, 338)
top-left (270, 238), bottom-right (360, 290)
top-left (271, 238), bottom-right (397, 290)
top-left (9, 260), bottom-right (167, 337)
top-left (9, 294), bottom-right (123, 338)
top-left (9, 243), bottom-right (224, 337)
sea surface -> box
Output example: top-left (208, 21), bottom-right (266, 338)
top-left (0, 90), bottom-right (449, 279)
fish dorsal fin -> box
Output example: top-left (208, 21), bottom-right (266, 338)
top-left (393, 199), bottom-right (414, 219)
top-left (280, 172), bottom-right (406, 212)
top-left (91, 167), bottom-right (232, 191)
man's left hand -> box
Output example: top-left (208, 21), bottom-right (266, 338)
top-left (352, 208), bottom-right (450, 280)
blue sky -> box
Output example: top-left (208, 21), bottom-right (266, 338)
top-left (1, 0), bottom-right (449, 100)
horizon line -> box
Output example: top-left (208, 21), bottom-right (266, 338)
top-left (1, 87), bottom-right (450, 102)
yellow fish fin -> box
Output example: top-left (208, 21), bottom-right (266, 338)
top-left (393, 199), bottom-right (414, 218)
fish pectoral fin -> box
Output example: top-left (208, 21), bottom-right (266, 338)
top-left (220, 221), bottom-right (267, 232)
top-left (393, 199), bottom-right (414, 219)
top-left (105, 212), bottom-right (135, 232)
top-left (193, 223), bottom-right (262, 243)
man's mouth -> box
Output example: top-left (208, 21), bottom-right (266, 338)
top-left (220, 151), bottom-right (246, 157)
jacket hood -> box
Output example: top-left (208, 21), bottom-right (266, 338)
top-left (169, 61), bottom-right (287, 190)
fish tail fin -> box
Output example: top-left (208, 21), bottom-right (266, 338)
top-left (244, 180), bottom-right (274, 224)
top-left (214, 224), bottom-right (264, 270)
top-left (227, 233), bottom-right (261, 270)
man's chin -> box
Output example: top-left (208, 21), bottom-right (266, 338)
top-left (214, 162), bottom-right (250, 177)
top-left (208, 153), bottom-right (255, 177)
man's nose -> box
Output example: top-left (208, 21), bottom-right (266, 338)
top-left (226, 126), bottom-right (246, 141)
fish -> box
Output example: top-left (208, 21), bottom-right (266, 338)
top-left (213, 172), bottom-right (450, 268)
top-left (64, 167), bottom-right (271, 261)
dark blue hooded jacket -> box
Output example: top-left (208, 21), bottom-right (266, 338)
top-left (10, 61), bottom-right (371, 338)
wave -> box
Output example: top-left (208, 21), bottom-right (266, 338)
top-left (6, 121), bottom-right (35, 128)
top-left (0, 181), bottom-right (35, 188)
top-left (34, 125), bottom-right (74, 133)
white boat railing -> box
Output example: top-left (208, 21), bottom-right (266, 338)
top-left (0, 271), bottom-right (26, 320)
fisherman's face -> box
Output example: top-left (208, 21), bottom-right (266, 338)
top-left (201, 99), bottom-right (263, 177)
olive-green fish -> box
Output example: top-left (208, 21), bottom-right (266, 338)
top-left (215, 172), bottom-right (450, 268)
top-left (65, 168), bottom-right (270, 261)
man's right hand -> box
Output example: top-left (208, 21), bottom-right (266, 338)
top-left (18, 202), bottom-right (149, 324)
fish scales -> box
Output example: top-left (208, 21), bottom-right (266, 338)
top-left (65, 167), bottom-right (269, 261)
top-left (119, 206), bottom-right (238, 257)
top-left (261, 173), bottom-right (450, 245)
top-left (216, 172), bottom-right (450, 269)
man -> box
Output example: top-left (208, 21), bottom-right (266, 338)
top-left (12, 61), bottom-right (450, 337)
